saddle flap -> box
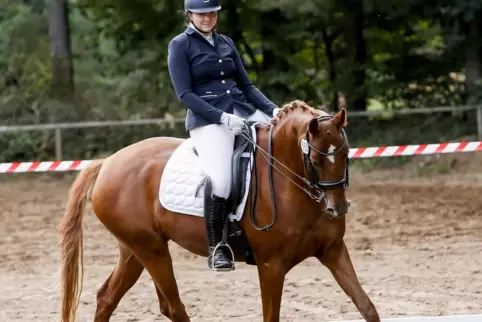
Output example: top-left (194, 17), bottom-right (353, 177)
top-left (229, 124), bottom-right (258, 214)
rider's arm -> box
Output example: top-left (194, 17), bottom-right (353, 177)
top-left (225, 36), bottom-right (279, 116)
top-left (167, 36), bottom-right (224, 124)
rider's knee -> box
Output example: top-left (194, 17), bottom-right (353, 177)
top-left (211, 180), bottom-right (231, 199)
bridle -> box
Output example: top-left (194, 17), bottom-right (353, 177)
top-left (301, 115), bottom-right (350, 192)
top-left (241, 114), bottom-right (350, 231)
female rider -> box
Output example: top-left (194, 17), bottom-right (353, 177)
top-left (167, 0), bottom-right (280, 271)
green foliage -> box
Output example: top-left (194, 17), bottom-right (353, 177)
top-left (0, 0), bottom-right (481, 161)
top-left (0, 2), bottom-right (51, 104)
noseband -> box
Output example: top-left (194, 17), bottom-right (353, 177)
top-left (301, 115), bottom-right (350, 191)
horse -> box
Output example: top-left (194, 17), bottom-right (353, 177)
top-left (58, 100), bottom-right (380, 322)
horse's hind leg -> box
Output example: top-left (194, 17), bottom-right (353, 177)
top-left (132, 233), bottom-right (190, 322)
top-left (316, 240), bottom-right (380, 322)
top-left (94, 243), bottom-right (144, 322)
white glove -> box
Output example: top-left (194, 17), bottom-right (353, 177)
top-left (273, 107), bottom-right (281, 117)
top-left (220, 112), bottom-right (247, 135)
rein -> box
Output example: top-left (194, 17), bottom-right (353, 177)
top-left (241, 114), bottom-right (350, 232)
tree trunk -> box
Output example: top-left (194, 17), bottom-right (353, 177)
top-left (342, 0), bottom-right (367, 111)
top-left (223, 1), bottom-right (242, 45)
top-left (321, 28), bottom-right (339, 110)
top-left (260, 10), bottom-right (290, 72)
top-left (465, 10), bottom-right (482, 104)
top-left (48, 0), bottom-right (74, 100)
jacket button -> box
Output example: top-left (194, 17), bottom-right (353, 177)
top-left (222, 80), bottom-right (226, 83)
top-left (220, 71), bottom-right (224, 75)
top-left (219, 59), bottom-right (222, 63)
top-left (226, 90), bottom-right (230, 93)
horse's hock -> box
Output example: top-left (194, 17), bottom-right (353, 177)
top-left (0, 169), bottom-right (481, 321)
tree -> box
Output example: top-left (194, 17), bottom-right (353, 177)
top-left (48, 0), bottom-right (74, 99)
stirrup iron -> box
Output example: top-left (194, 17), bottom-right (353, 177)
top-left (210, 242), bottom-right (235, 272)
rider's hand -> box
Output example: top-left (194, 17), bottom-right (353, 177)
top-left (220, 112), bottom-right (247, 135)
top-left (273, 107), bottom-right (281, 117)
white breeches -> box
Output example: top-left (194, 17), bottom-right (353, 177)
top-left (189, 109), bottom-right (271, 198)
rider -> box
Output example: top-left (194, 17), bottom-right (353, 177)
top-left (167, 0), bottom-right (280, 271)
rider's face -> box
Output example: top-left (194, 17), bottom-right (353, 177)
top-left (189, 11), bottom-right (218, 34)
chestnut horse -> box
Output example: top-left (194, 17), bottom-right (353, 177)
top-left (59, 100), bottom-right (380, 322)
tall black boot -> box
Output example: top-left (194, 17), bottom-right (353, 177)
top-left (204, 193), bottom-right (235, 271)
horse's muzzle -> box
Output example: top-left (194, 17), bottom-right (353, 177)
top-left (325, 199), bottom-right (350, 218)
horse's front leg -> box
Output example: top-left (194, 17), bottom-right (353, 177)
top-left (317, 239), bottom-right (380, 322)
top-left (257, 259), bottom-right (286, 322)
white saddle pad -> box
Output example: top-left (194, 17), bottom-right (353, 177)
top-left (159, 124), bottom-right (257, 221)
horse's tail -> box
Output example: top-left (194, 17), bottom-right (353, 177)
top-left (58, 159), bottom-right (104, 322)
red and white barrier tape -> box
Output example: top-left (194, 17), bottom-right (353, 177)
top-left (348, 141), bottom-right (482, 158)
top-left (0, 141), bottom-right (481, 173)
top-left (0, 160), bottom-right (94, 173)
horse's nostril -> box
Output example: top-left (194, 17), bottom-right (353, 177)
top-left (326, 207), bottom-right (336, 217)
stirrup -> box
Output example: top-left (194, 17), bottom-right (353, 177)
top-left (210, 242), bottom-right (235, 272)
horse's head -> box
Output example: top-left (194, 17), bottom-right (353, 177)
top-left (265, 100), bottom-right (350, 218)
top-left (300, 108), bottom-right (350, 218)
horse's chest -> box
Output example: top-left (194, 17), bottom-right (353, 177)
top-left (287, 219), bottom-right (344, 246)
top-left (284, 227), bottom-right (319, 249)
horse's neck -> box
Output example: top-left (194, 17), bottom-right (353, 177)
top-left (256, 117), bottom-right (308, 178)
top-left (252, 112), bottom-right (322, 220)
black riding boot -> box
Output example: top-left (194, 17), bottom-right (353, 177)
top-left (204, 193), bottom-right (234, 271)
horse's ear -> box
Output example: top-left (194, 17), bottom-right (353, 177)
top-left (308, 118), bottom-right (319, 135)
top-left (333, 108), bottom-right (347, 128)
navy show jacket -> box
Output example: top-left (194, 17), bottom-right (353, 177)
top-left (167, 26), bottom-right (278, 131)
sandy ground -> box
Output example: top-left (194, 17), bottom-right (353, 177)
top-left (0, 161), bottom-right (481, 321)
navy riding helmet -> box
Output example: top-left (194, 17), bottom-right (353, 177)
top-left (184, 0), bottom-right (222, 13)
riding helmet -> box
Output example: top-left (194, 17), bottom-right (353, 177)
top-left (184, 0), bottom-right (222, 13)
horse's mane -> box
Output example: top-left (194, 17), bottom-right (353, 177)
top-left (267, 100), bottom-right (329, 129)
